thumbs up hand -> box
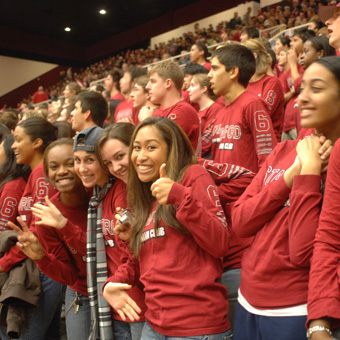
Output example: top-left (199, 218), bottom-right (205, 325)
top-left (150, 163), bottom-right (174, 205)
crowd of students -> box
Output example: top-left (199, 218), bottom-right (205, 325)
top-left (0, 1), bottom-right (340, 340)
top-left (2, 0), bottom-right (333, 111)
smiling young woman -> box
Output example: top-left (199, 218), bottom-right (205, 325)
top-left (104, 117), bottom-right (231, 340)
top-left (231, 56), bottom-right (340, 340)
top-left (10, 138), bottom-right (90, 340)
top-left (0, 117), bottom-right (63, 340)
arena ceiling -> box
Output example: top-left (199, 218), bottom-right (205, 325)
top-left (0, 0), bottom-right (241, 65)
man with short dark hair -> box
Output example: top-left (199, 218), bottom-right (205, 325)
top-left (189, 43), bottom-right (211, 71)
top-left (240, 27), bottom-right (260, 43)
top-left (71, 91), bottom-right (108, 132)
top-left (104, 69), bottom-right (124, 101)
top-left (206, 44), bottom-right (276, 329)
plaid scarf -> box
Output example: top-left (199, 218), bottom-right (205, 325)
top-left (87, 177), bottom-right (115, 340)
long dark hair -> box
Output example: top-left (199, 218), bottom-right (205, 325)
top-left (127, 117), bottom-right (198, 257)
top-left (0, 134), bottom-right (31, 190)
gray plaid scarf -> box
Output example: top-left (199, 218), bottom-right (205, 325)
top-left (87, 177), bottom-right (114, 340)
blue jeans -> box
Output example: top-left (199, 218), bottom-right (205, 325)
top-left (234, 303), bottom-right (307, 340)
top-left (219, 268), bottom-right (241, 333)
top-left (141, 321), bottom-right (232, 340)
top-left (130, 321), bottom-right (145, 340)
top-left (113, 319), bottom-right (144, 340)
top-left (65, 286), bottom-right (91, 340)
top-left (0, 272), bottom-right (63, 340)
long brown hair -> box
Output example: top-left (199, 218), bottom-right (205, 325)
top-left (127, 117), bottom-right (198, 257)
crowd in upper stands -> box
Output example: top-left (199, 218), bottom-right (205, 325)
top-left (0, 0), bottom-right (334, 112)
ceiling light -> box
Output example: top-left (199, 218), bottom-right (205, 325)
top-left (99, 9), bottom-right (106, 15)
top-left (64, 27), bottom-right (71, 32)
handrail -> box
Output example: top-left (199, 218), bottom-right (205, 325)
top-left (260, 24), bottom-right (287, 39)
top-left (269, 23), bottom-right (310, 43)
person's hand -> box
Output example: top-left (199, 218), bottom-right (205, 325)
top-left (296, 134), bottom-right (323, 175)
top-left (31, 196), bottom-right (67, 229)
top-left (138, 106), bottom-right (154, 122)
top-left (283, 155), bottom-right (301, 188)
top-left (103, 282), bottom-right (141, 321)
top-left (114, 207), bottom-right (133, 242)
top-left (317, 135), bottom-right (333, 173)
top-left (309, 319), bottom-right (333, 340)
top-left (287, 48), bottom-right (298, 66)
top-left (151, 164), bottom-right (174, 205)
top-left (8, 217), bottom-right (45, 261)
top-left (310, 332), bottom-right (333, 340)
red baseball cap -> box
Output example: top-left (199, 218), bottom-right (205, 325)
top-left (319, 2), bottom-right (340, 24)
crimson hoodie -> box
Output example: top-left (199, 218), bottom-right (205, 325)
top-left (232, 141), bottom-right (324, 309)
top-left (35, 193), bottom-right (88, 295)
top-left (247, 74), bottom-right (285, 142)
top-left (0, 164), bottom-right (57, 272)
top-left (107, 164), bottom-right (230, 337)
top-left (0, 177), bottom-right (27, 232)
top-left (308, 139), bottom-right (340, 329)
top-left (153, 100), bottom-right (200, 152)
top-left (101, 179), bottom-right (146, 322)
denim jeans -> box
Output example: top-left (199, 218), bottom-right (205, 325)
top-left (219, 267), bottom-right (241, 333)
top-left (65, 286), bottom-right (91, 340)
top-left (234, 303), bottom-right (307, 340)
top-left (130, 321), bottom-right (145, 340)
top-left (0, 272), bottom-right (63, 340)
top-left (141, 321), bottom-right (232, 340)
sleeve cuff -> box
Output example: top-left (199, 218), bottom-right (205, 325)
top-left (292, 175), bottom-right (321, 193)
top-left (35, 253), bottom-right (53, 270)
top-left (58, 220), bottom-right (73, 237)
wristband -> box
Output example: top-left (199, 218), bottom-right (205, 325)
top-left (306, 325), bottom-right (332, 339)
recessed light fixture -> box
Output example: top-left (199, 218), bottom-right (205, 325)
top-left (99, 9), bottom-right (106, 15)
top-left (64, 27), bottom-right (71, 32)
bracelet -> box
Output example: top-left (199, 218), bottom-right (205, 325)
top-left (306, 325), bottom-right (332, 339)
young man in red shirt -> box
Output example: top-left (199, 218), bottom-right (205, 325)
top-left (206, 44), bottom-right (277, 331)
top-left (146, 61), bottom-right (200, 153)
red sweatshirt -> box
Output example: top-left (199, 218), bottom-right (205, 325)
top-left (18, 164), bottom-right (57, 227)
top-left (210, 90), bottom-right (277, 174)
top-left (307, 139), bottom-right (340, 329)
top-left (232, 141), bottom-right (323, 309)
top-left (0, 164), bottom-right (57, 272)
top-left (35, 193), bottom-right (88, 296)
top-left (153, 100), bottom-right (200, 152)
top-left (114, 100), bottom-right (134, 123)
top-left (108, 164), bottom-right (230, 337)
top-left (208, 91), bottom-right (277, 269)
top-left (101, 179), bottom-right (146, 321)
top-left (111, 93), bottom-right (125, 101)
top-left (198, 158), bottom-right (255, 269)
top-left (281, 68), bottom-right (304, 132)
top-left (247, 74), bottom-right (285, 142)
top-left (199, 102), bottom-right (224, 157)
top-left (0, 177), bottom-right (27, 232)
